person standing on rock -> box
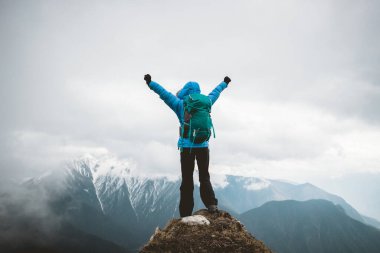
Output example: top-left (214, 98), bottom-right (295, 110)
top-left (144, 74), bottom-right (230, 217)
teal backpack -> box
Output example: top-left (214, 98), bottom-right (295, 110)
top-left (181, 93), bottom-right (215, 144)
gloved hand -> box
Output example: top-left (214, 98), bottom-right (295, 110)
top-left (144, 74), bottom-right (151, 85)
top-left (224, 76), bottom-right (231, 85)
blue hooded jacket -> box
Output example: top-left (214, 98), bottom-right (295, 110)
top-left (148, 80), bottom-right (228, 148)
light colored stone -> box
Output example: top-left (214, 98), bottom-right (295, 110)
top-left (181, 215), bottom-right (210, 226)
top-left (149, 227), bottom-right (160, 241)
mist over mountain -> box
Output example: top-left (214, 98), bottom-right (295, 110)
top-left (1, 155), bottom-right (379, 252)
top-left (0, 180), bottom-right (130, 253)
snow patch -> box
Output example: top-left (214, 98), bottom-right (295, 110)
top-left (181, 215), bottom-right (210, 226)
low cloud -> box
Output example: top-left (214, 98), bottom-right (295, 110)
top-left (0, 180), bottom-right (62, 248)
top-left (2, 94), bottom-right (380, 184)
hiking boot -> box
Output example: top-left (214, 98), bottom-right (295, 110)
top-left (208, 205), bottom-right (219, 213)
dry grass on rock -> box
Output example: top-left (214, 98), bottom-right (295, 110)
top-left (140, 209), bottom-right (273, 253)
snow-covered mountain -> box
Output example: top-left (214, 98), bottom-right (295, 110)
top-left (22, 155), bottom-right (181, 251)
top-left (65, 156), bottom-right (181, 224)
top-left (21, 155), bottom-right (379, 252)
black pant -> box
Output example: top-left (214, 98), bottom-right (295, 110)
top-left (179, 147), bottom-right (218, 217)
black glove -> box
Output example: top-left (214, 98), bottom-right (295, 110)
top-left (224, 76), bottom-right (231, 84)
top-left (144, 74), bottom-right (151, 85)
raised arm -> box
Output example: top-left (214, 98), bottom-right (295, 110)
top-left (208, 76), bottom-right (231, 105)
top-left (144, 74), bottom-right (181, 113)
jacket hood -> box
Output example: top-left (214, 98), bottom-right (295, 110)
top-left (177, 82), bottom-right (201, 99)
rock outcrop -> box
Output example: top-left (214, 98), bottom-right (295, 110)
top-left (140, 209), bottom-right (272, 253)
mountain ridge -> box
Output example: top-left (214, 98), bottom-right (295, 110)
top-left (9, 155), bottom-right (380, 251)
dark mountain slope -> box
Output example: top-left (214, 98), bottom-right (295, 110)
top-left (240, 199), bottom-right (380, 253)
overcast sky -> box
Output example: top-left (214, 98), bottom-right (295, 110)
top-left (1, 0), bottom-right (380, 218)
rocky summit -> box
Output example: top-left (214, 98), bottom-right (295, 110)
top-left (140, 209), bottom-right (273, 253)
